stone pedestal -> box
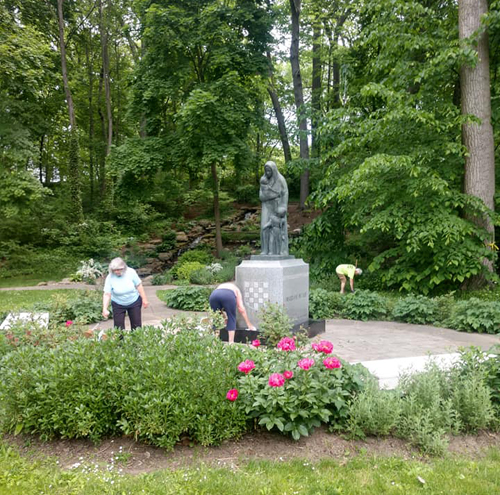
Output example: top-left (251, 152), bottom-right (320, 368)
top-left (235, 257), bottom-right (309, 329)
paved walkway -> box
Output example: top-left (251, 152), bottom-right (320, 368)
top-left (2, 283), bottom-right (499, 388)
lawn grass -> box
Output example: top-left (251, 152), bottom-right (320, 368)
top-left (1, 442), bottom-right (499, 495)
top-left (0, 271), bottom-right (71, 288)
top-left (0, 290), bottom-right (79, 312)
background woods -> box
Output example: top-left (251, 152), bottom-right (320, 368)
top-left (1, 0), bottom-right (500, 294)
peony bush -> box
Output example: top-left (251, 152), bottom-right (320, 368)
top-left (228, 338), bottom-right (369, 440)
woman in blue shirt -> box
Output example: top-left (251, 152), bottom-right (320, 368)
top-left (102, 257), bottom-right (149, 331)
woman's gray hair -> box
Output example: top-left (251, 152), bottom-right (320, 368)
top-left (355, 268), bottom-right (363, 275)
top-left (108, 257), bottom-right (127, 274)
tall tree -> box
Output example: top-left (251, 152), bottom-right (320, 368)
top-left (459, 0), bottom-right (496, 285)
top-left (56, 0), bottom-right (83, 222)
top-left (289, 0), bottom-right (310, 209)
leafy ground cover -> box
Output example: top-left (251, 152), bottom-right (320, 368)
top-left (1, 440), bottom-right (499, 495)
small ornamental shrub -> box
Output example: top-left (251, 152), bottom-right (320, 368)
top-left (309, 288), bottom-right (344, 319)
top-left (446, 298), bottom-right (500, 334)
top-left (346, 383), bottom-right (402, 438)
top-left (33, 290), bottom-right (105, 325)
top-left (72, 259), bottom-right (104, 284)
top-left (233, 341), bottom-right (369, 440)
top-left (177, 249), bottom-right (214, 267)
top-left (151, 271), bottom-right (175, 285)
top-left (157, 286), bottom-right (211, 311)
top-left (176, 261), bottom-right (206, 281)
top-left (189, 267), bottom-right (216, 285)
top-left (258, 303), bottom-right (304, 347)
top-left (342, 290), bottom-right (388, 321)
top-left (392, 294), bottom-right (438, 324)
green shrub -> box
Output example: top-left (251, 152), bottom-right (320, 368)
top-left (33, 290), bottom-right (104, 325)
top-left (257, 303), bottom-right (303, 347)
top-left (189, 268), bottom-right (215, 285)
top-left (157, 286), bottom-right (211, 311)
top-left (116, 329), bottom-right (249, 449)
top-left (0, 338), bottom-right (123, 441)
top-left (392, 295), bottom-right (438, 325)
top-left (433, 293), bottom-right (455, 325)
top-left (0, 326), bottom-right (250, 448)
top-left (151, 271), bottom-right (175, 285)
top-left (176, 262), bottom-right (206, 281)
top-left (177, 249), bottom-right (214, 266)
top-left (446, 298), bottom-right (500, 333)
top-left (342, 290), bottom-right (388, 321)
top-left (309, 288), bottom-right (345, 319)
top-left (156, 229), bottom-right (177, 252)
top-left (346, 383), bottom-right (401, 437)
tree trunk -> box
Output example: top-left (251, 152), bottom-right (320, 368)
top-left (289, 0), bottom-right (309, 209)
top-left (38, 135), bottom-right (45, 183)
top-left (311, 20), bottom-right (322, 161)
top-left (99, 0), bottom-right (113, 156)
top-left (85, 32), bottom-right (95, 208)
top-left (459, 0), bottom-right (495, 285)
top-left (267, 52), bottom-right (292, 164)
top-left (211, 162), bottom-right (223, 257)
top-left (56, 0), bottom-right (83, 222)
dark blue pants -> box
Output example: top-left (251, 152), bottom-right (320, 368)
top-left (111, 296), bottom-right (142, 330)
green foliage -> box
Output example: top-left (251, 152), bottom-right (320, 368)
top-left (312, 0), bottom-right (498, 295)
top-left (346, 383), bottom-right (402, 438)
top-left (342, 291), bottom-right (388, 321)
top-left (257, 303), bottom-right (296, 347)
top-left (309, 289), bottom-right (345, 320)
top-left (234, 184), bottom-right (259, 204)
top-left (0, 327), bottom-right (249, 448)
top-left (458, 346), bottom-right (500, 408)
top-left (347, 359), bottom-right (498, 455)
top-left (236, 347), bottom-right (369, 440)
top-left (156, 229), bottom-right (177, 253)
top-left (71, 259), bottom-right (104, 284)
top-left (189, 267), bottom-right (216, 285)
top-left (392, 295), bottom-right (438, 325)
top-left (151, 271), bottom-right (175, 286)
top-left (446, 298), bottom-right (500, 333)
top-left (33, 290), bottom-right (105, 325)
top-left (175, 262), bottom-right (206, 282)
top-left (157, 287), bottom-right (211, 311)
top-left (116, 329), bottom-right (249, 449)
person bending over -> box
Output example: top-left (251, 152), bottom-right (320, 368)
top-left (335, 264), bottom-right (362, 294)
top-left (209, 282), bottom-right (256, 344)
top-left (102, 257), bottom-right (149, 333)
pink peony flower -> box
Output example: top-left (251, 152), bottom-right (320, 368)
top-left (297, 358), bottom-right (315, 370)
top-left (323, 357), bottom-right (342, 369)
top-left (283, 370), bottom-right (294, 380)
top-left (277, 337), bottom-right (296, 352)
top-left (251, 339), bottom-right (261, 348)
top-left (237, 359), bottom-right (256, 374)
top-left (226, 389), bottom-right (239, 401)
top-left (65, 320), bottom-right (73, 327)
top-left (312, 340), bottom-right (334, 354)
top-left (268, 373), bottom-right (285, 387)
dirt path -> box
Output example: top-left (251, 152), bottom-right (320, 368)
top-left (5, 429), bottom-right (500, 475)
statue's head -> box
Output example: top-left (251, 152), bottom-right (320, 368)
top-left (264, 161), bottom-right (276, 179)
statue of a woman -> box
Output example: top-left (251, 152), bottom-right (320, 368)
top-left (259, 161), bottom-right (289, 255)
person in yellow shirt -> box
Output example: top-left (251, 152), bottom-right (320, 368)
top-left (336, 264), bottom-right (362, 294)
